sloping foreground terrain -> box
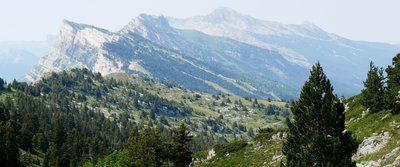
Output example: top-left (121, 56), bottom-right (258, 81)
top-left (190, 95), bottom-right (400, 167)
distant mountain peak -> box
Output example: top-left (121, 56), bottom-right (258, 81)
top-left (210, 7), bottom-right (241, 16)
top-left (60, 19), bottom-right (111, 34)
top-left (120, 14), bottom-right (175, 36)
top-left (301, 21), bottom-right (323, 31)
top-left (119, 14), bottom-right (177, 45)
top-left (61, 19), bottom-right (91, 31)
top-left (137, 14), bottom-right (170, 26)
top-left (204, 7), bottom-right (246, 23)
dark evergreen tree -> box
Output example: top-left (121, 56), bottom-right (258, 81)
top-left (4, 120), bottom-right (21, 167)
top-left (19, 113), bottom-right (39, 150)
top-left (0, 103), bottom-right (8, 122)
top-left (66, 129), bottom-right (80, 167)
top-left (124, 128), bottom-right (171, 167)
top-left (43, 152), bottom-right (49, 167)
top-left (282, 63), bottom-right (358, 167)
top-left (0, 122), bottom-right (7, 167)
top-left (361, 62), bottom-right (385, 113)
top-left (171, 123), bottom-right (192, 167)
top-left (48, 120), bottom-right (69, 167)
top-left (386, 53), bottom-right (400, 114)
top-left (0, 77), bottom-right (4, 90)
top-left (247, 127), bottom-right (255, 137)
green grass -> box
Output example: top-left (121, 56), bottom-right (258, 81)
top-left (195, 141), bottom-right (284, 167)
top-left (345, 95), bottom-right (400, 165)
top-left (194, 95), bottom-right (400, 166)
top-left (109, 74), bottom-right (291, 132)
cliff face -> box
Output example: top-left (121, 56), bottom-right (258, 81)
top-left (24, 20), bottom-right (120, 82)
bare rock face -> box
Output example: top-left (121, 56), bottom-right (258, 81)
top-left (24, 20), bottom-right (119, 82)
top-left (356, 161), bottom-right (380, 167)
top-left (353, 132), bottom-right (400, 167)
top-left (207, 149), bottom-right (216, 160)
top-left (271, 132), bottom-right (287, 141)
top-left (353, 132), bottom-right (391, 161)
top-left (387, 154), bottom-right (400, 167)
top-left (356, 147), bottom-right (400, 167)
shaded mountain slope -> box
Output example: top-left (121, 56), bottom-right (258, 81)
top-left (169, 7), bottom-right (400, 96)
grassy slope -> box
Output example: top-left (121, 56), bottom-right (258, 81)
top-left (345, 95), bottom-right (400, 166)
top-left (109, 73), bottom-right (289, 133)
top-left (195, 140), bottom-right (284, 167)
top-left (194, 95), bottom-right (400, 166)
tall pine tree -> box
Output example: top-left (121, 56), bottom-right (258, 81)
top-left (361, 62), bottom-right (385, 113)
top-left (282, 62), bottom-right (358, 167)
top-left (0, 77), bottom-right (4, 90)
top-left (48, 119), bottom-right (69, 167)
top-left (0, 121), bottom-right (20, 167)
top-left (385, 53), bottom-right (400, 114)
top-left (124, 128), bottom-right (171, 167)
top-left (171, 123), bottom-right (192, 167)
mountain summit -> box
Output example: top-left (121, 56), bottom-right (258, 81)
top-left (204, 7), bottom-right (245, 23)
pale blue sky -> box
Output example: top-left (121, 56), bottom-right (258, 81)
top-left (1, 0), bottom-right (399, 43)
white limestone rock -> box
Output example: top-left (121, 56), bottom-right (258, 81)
top-left (353, 132), bottom-right (391, 161)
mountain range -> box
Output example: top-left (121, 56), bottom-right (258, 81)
top-left (23, 7), bottom-right (400, 99)
top-left (169, 7), bottom-right (400, 96)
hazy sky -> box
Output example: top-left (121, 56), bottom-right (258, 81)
top-left (1, 0), bottom-right (399, 43)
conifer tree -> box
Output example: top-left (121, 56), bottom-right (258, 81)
top-left (386, 53), bottom-right (400, 114)
top-left (172, 123), bottom-right (192, 167)
top-left (282, 63), bottom-right (357, 167)
top-left (361, 62), bottom-right (385, 113)
top-left (67, 129), bottom-right (80, 167)
top-left (0, 122), bottom-right (7, 167)
top-left (125, 128), bottom-right (170, 167)
top-left (4, 120), bottom-right (20, 167)
top-left (0, 77), bottom-right (4, 90)
top-left (48, 120), bottom-right (68, 167)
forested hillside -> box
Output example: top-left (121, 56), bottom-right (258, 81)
top-left (0, 68), bottom-right (290, 166)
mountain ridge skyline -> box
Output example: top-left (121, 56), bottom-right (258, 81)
top-left (21, 7), bottom-right (399, 99)
top-left (1, 0), bottom-right (399, 42)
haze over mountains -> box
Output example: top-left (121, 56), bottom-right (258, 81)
top-left (0, 36), bottom-right (55, 81)
top-left (23, 7), bottom-right (399, 99)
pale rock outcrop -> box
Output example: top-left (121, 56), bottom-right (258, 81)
top-left (353, 132), bottom-right (391, 161)
top-left (356, 147), bottom-right (400, 167)
top-left (25, 20), bottom-right (115, 82)
top-left (386, 155), bottom-right (400, 167)
top-left (271, 132), bottom-right (287, 141)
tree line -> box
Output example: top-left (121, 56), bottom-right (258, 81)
top-left (362, 53), bottom-right (400, 114)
